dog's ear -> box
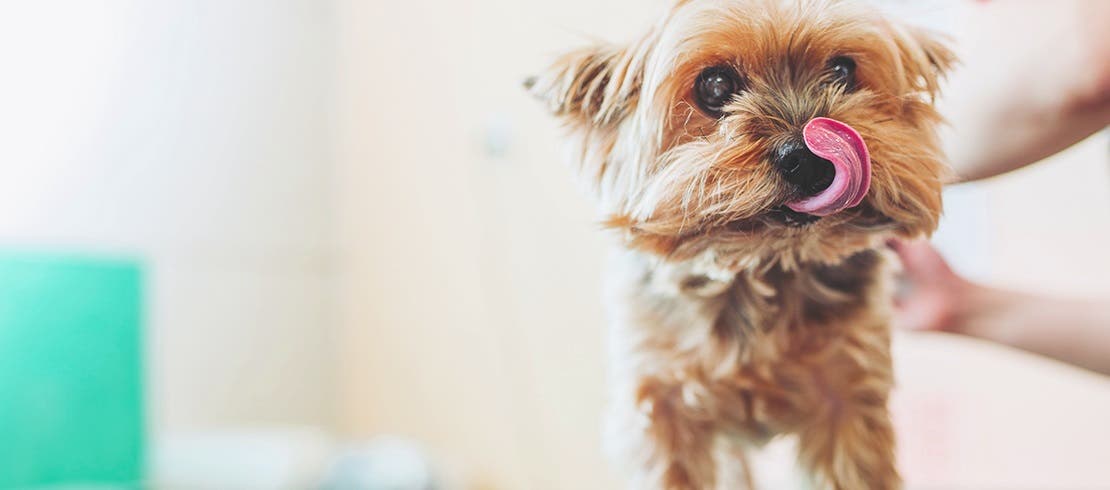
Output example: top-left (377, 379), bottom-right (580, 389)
top-left (525, 41), bottom-right (647, 127)
top-left (892, 25), bottom-right (957, 99)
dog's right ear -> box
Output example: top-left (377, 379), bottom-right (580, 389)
top-left (890, 24), bottom-right (957, 100)
top-left (525, 42), bottom-right (647, 128)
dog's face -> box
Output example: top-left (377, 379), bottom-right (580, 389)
top-left (529, 0), bottom-right (954, 268)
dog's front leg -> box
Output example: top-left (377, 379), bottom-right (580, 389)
top-left (619, 378), bottom-right (719, 490)
top-left (793, 333), bottom-right (901, 490)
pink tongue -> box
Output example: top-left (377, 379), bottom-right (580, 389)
top-left (785, 117), bottom-right (871, 216)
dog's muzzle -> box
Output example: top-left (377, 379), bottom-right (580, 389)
top-left (774, 117), bottom-right (872, 217)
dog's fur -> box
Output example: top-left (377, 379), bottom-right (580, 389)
top-left (528, 0), bottom-right (953, 488)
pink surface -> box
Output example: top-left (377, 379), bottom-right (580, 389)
top-left (891, 333), bottom-right (1110, 489)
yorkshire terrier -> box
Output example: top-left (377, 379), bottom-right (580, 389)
top-left (528, 0), bottom-right (953, 488)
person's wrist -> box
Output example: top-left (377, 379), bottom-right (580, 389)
top-left (939, 275), bottom-right (987, 336)
top-left (947, 279), bottom-right (1014, 340)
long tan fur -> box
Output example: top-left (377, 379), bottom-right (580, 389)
top-left (528, 1), bottom-right (953, 488)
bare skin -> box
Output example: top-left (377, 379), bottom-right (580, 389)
top-left (940, 0), bottom-right (1110, 181)
top-left (893, 241), bottom-right (1110, 376)
top-left (895, 0), bottom-right (1110, 375)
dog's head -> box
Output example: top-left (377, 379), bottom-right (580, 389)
top-left (528, 0), bottom-right (954, 269)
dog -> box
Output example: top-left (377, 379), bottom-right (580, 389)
top-left (527, 0), bottom-right (953, 488)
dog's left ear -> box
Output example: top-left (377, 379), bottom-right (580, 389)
top-left (525, 41), bottom-right (647, 128)
top-left (892, 26), bottom-right (957, 99)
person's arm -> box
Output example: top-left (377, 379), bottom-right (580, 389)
top-left (893, 240), bottom-right (1110, 376)
top-left (940, 0), bottom-right (1110, 182)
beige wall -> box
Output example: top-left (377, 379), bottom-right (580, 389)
top-left (331, 0), bottom-right (669, 487)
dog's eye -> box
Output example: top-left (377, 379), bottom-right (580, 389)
top-left (828, 56), bottom-right (857, 89)
top-left (694, 66), bottom-right (743, 118)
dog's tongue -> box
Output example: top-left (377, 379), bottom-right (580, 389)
top-left (786, 117), bottom-right (871, 216)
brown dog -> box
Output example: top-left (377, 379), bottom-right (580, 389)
top-left (528, 0), bottom-right (953, 488)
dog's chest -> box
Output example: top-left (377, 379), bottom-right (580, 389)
top-left (609, 248), bottom-right (888, 385)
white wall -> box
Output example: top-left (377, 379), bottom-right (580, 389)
top-left (0, 0), bottom-right (335, 438)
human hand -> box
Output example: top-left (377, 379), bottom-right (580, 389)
top-left (892, 240), bottom-right (1110, 375)
top-left (890, 239), bottom-right (972, 333)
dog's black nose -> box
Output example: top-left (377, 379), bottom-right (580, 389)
top-left (774, 142), bottom-right (836, 196)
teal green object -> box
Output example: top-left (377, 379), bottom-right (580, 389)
top-left (0, 252), bottom-right (144, 489)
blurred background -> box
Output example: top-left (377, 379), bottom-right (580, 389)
top-left (0, 0), bottom-right (1107, 489)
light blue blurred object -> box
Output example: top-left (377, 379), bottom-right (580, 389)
top-left (322, 437), bottom-right (440, 490)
